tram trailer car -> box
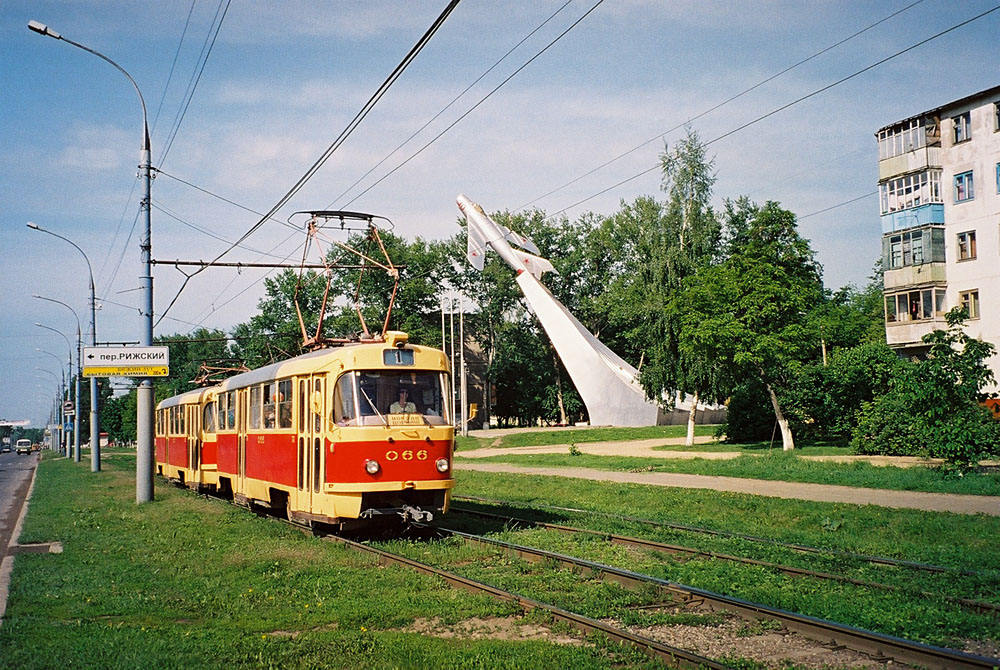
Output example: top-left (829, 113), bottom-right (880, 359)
top-left (155, 386), bottom-right (220, 489)
top-left (155, 332), bottom-right (454, 529)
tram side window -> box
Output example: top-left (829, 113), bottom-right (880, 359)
top-left (203, 402), bottom-right (217, 433)
top-left (263, 382), bottom-right (276, 429)
top-left (226, 391), bottom-right (236, 429)
top-left (249, 385), bottom-right (262, 430)
top-left (277, 379), bottom-right (292, 429)
top-left (217, 395), bottom-right (226, 431)
top-left (178, 406), bottom-right (186, 435)
top-left (332, 373), bottom-right (357, 426)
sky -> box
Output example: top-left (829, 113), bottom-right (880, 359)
top-left (2, 0), bottom-right (998, 429)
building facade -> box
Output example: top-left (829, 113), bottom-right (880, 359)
top-left (877, 85), bottom-right (1000, 389)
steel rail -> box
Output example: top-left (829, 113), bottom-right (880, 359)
top-left (453, 495), bottom-right (995, 578)
top-left (431, 525), bottom-right (1000, 670)
top-left (452, 505), bottom-right (1000, 618)
top-left (275, 520), bottom-right (734, 669)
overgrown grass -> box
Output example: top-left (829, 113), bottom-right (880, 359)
top-left (0, 452), bottom-right (665, 670)
top-left (456, 450), bottom-right (1000, 496)
top-left (450, 471), bottom-right (1000, 648)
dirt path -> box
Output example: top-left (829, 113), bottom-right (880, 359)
top-left (454, 461), bottom-right (1000, 516)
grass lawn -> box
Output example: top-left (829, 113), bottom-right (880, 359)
top-left (451, 471), bottom-right (1000, 648)
top-left (456, 448), bottom-right (1000, 496)
top-left (0, 452), bottom-right (665, 670)
top-left (456, 424), bottom-right (719, 451)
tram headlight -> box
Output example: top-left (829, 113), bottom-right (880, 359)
top-left (435, 457), bottom-right (450, 473)
top-left (364, 459), bottom-right (380, 475)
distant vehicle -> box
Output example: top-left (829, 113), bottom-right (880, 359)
top-left (0, 444), bottom-right (10, 453)
top-left (15, 439), bottom-right (32, 455)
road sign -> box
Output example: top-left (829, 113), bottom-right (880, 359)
top-left (63, 401), bottom-right (75, 413)
top-left (83, 346), bottom-right (170, 377)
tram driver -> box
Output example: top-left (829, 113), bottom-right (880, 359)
top-left (389, 386), bottom-right (417, 414)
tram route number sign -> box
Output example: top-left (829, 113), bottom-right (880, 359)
top-left (83, 346), bottom-right (170, 377)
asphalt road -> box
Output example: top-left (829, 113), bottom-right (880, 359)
top-left (0, 449), bottom-right (39, 624)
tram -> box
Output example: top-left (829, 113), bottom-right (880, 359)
top-left (154, 331), bottom-right (454, 528)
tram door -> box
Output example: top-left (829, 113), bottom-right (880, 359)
top-left (236, 388), bottom-right (248, 498)
top-left (297, 375), bottom-right (325, 512)
top-left (188, 404), bottom-right (201, 482)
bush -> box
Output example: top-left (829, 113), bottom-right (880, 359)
top-left (850, 308), bottom-right (1000, 468)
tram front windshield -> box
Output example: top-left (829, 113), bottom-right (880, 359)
top-left (333, 370), bottom-right (450, 426)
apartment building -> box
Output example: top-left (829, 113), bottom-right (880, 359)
top-left (877, 85), bottom-right (1000, 388)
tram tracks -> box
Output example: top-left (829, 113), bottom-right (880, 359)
top-left (450, 503), bottom-right (1000, 618)
top-left (198, 486), bottom-right (999, 669)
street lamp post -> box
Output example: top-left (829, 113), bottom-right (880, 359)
top-left (35, 367), bottom-right (65, 454)
top-left (36, 347), bottom-right (70, 456)
top-left (34, 294), bottom-right (83, 461)
top-left (28, 223), bottom-right (101, 471)
top-left (29, 20), bottom-right (155, 501)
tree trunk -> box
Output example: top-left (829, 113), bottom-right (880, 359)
top-left (765, 383), bottom-right (794, 451)
top-left (685, 391), bottom-right (698, 447)
top-left (551, 348), bottom-right (568, 426)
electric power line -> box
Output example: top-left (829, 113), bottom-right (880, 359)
top-left (154, 0), bottom-right (462, 327)
top-left (160, 0), bottom-right (232, 167)
top-left (516, 0), bottom-right (927, 212)
top-left (341, 0), bottom-right (605, 210)
top-left (546, 3), bottom-right (1000, 220)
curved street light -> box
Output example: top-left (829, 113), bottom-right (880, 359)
top-left (27, 222), bottom-right (101, 472)
top-left (33, 294), bottom-right (83, 461)
top-left (35, 346), bottom-right (72, 457)
top-left (35, 366), bottom-right (65, 454)
top-left (29, 19), bottom-right (154, 498)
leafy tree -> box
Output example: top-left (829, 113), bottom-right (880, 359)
top-left (676, 198), bottom-right (824, 450)
top-left (638, 130), bottom-right (724, 445)
top-left (851, 308), bottom-right (1000, 467)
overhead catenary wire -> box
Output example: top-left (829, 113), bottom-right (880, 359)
top-left (340, 0), bottom-right (605, 210)
top-left (545, 3), bottom-right (1000, 221)
top-left (516, 0), bottom-right (927, 212)
top-left (154, 0), bottom-right (461, 328)
top-left (159, 0), bottom-right (233, 167)
top-left (327, 0), bottom-right (576, 209)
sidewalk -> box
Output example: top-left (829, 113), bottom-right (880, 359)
top-left (455, 462), bottom-right (1000, 516)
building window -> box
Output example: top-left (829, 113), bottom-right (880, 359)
top-left (995, 102), bottom-right (1000, 131)
top-left (959, 290), bottom-right (980, 319)
top-left (954, 171), bottom-right (974, 202)
top-left (996, 162), bottom-right (999, 193)
top-left (884, 287), bottom-right (946, 323)
top-left (878, 169), bottom-right (942, 214)
top-left (957, 231), bottom-right (977, 261)
top-left (953, 112), bottom-right (971, 143)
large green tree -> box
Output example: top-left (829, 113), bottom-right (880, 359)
top-left (676, 198), bottom-right (824, 450)
top-left (638, 130), bottom-right (724, 445)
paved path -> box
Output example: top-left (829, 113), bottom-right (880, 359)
top-left (459, 436), bottom-right (736, 460)
top-left (455, 460), bottom-right (1000, 517)
top-left (0, 451), bottom-right (40, 626)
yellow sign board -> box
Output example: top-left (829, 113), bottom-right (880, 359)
top-left (83, 366), bottom-right (170, 377)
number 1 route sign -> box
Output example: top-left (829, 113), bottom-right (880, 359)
top-left (83, 346), bottom-right (170, 377)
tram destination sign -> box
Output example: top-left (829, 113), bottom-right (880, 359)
top-left (83, 346), bottom-right (170, 377)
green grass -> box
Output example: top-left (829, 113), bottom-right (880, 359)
top-left (457, 425), bottom-right (719, 451)
top-left (449, 471), bottom-right (1000, 649)
top-left (456, 449), bottom-right (1000, 496)
top-left (0, 452), bottom-right (665, 670)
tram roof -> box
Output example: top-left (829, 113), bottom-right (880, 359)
top-left (157, 387), bottom-right (210, 410)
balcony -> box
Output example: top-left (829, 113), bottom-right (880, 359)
top-left (878, 145), bottom-right (941, 181)
top-left (880, 203), bottom-right (944, 234)
top-left (883, 263), bottom-right (946, 290)
top-left (886, 316), bottom-right (947, 348)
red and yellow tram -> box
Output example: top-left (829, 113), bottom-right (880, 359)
top-left (155, 332), bottom-right (454, 528)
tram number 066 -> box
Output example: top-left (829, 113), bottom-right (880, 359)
top-left (385, 450), bottom-right (428, 462)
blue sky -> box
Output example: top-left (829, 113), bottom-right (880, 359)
top-left (2, 0), bottom-right (998, 428)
